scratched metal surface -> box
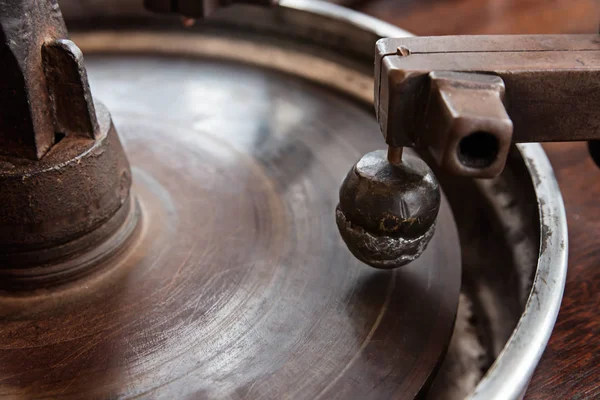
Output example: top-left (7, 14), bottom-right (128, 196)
top-left (0, 54), bottom-right (461, 399)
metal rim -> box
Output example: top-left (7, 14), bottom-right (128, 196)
top-left (279, 0), bottom-right (411, 39)
top-left (66, 1), bottom-right (569, 398)
top-left (468, 143), bottom-right (568, 400)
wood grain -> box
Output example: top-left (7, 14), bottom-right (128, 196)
top-left (357, 0), bottom-right (600, 36)
top-left (350, 0), bottom-right (600, 397)
top-left (529, 142), bottom-right (600, 399)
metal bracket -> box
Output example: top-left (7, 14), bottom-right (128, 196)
top-left (375, 34), bottom-right (600, 177)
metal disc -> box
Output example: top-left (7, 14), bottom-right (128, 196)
top-left (0, 54), bottom-right (461, 399)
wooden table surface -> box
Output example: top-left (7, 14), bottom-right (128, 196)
top-left (342, 0), bottom-right (600, 398)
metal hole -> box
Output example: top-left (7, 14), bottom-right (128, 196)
top-left (458, 131), bottom-right (499, 169)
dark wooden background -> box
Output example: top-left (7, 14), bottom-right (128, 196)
top-left (337, 0), bottom-right (600, 398)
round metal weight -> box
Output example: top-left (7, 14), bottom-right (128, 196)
top-left (336, 150), bottom-right (441, 269)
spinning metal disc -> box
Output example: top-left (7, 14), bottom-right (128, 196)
top-left (0, 42), bottom-right (461, 398)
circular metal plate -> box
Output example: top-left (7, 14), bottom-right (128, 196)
top-left (55, 1), bottom-right (570, 398)
top-left (0, 49), bottom-right (461, 399)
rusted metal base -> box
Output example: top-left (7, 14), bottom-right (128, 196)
top-left (0, 196), bottom-right (140, 289)
top-left (0, 102), bottom-right (136, 289)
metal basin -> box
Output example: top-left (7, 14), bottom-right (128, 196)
top-left (57, 1), bottom-right (569, 398)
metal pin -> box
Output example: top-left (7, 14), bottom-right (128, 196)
top-left (387, 146), bottom-right (403, 165)
top-left (397, 46), bottom-right (411, 56)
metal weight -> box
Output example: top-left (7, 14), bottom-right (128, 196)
top-left (336, 149), bottom-right (440, 269)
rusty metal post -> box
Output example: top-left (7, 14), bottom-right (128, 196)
top-left (0, 0), bottom-right (136, 288)
top-left (0, 0), bottom-right (67, 159)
